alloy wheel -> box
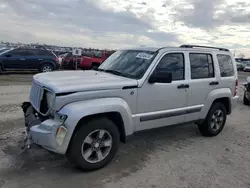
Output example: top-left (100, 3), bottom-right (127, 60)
top-left (210, 109), bottom-right (224, 131)
top-left (42, 65), bottom-right (53, 72)
top-left (81, 129), bottom-right (112, 164)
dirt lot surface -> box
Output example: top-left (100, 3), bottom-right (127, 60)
top-left (0, 72), bottom-right (250, 188)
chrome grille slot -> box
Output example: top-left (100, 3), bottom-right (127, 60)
top-left (29, 81), bottom-right (43, 112)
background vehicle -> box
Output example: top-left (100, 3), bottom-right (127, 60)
top-left (243, 61), bottom-right (250, 72)
top-left (61, 53), bottom-right (82, 70)
top-left (242, 77), bottom-right (250, 105)
top-left (237, 62), bottom-right (244, 71)
top-left (0, 48), bottom-right (60, 73)
top-left (23, 45), bottom-right (238, 171)
top-left (79, 51), bottom-right (113, 70)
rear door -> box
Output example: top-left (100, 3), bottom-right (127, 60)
top-left (185, 52), bottom-right (218, 122)
top-left (25, 49), bottom-right (42, 69)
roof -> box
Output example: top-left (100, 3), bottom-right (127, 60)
top-left (122, 45), bottom-right (230, 53)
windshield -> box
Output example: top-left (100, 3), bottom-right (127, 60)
top-left (98, 50), bottom-right (157, 79)
top-left (0, 48), bottom-right (10, 54)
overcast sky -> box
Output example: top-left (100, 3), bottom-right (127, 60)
top-left (0, 0), bottom-right (250, 57)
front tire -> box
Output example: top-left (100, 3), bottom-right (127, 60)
top-left (67, 117), bottom-right (120, 171)
top-left (198, 102), bottom-right (227, 137)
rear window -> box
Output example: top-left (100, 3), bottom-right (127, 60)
top-left (217, 54), bottom-right (234, 77)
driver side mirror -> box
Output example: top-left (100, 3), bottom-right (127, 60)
top-left (148, 71), bottom-right (172, 84)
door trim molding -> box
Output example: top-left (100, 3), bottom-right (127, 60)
top-left (132, 105), bottom-right (204, 122)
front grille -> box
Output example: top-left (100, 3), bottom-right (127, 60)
top-left (29, 81), bottom-right (44, 112)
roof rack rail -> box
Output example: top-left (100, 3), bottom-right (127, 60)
top-left (180, 45), bottom-right (229, 52)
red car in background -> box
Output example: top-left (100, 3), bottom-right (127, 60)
top-left (79, 51), bottom-right (113, 70)
top-left (61, 53), bottom-right (82, 70)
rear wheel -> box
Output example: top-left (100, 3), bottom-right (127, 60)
top-left (40, 64), bottom-right (54, 72)
top-left (67, 117), bottom-right (120, 171)
top-left (198, 102), bottom-right (227, 137)
top-left (243, 91), bottom-right (250, 105)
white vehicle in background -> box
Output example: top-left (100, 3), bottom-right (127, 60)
top-left (22, 45), bottom-right (238, 171)
top-left (243, 61), bottom-right (250, 72)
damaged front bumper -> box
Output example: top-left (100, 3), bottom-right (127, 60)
top-left (22, 102), bottom-right (68, 154)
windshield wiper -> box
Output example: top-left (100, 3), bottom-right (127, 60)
top-left (97, 68), bottom-right (135, 79)
top-left (103, 69), bottom-right (124, 76)
top-left (97, 68), bottom-right (123, 76)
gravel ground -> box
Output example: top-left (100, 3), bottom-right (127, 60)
top-left (0, 72), bottom-right (250, 188)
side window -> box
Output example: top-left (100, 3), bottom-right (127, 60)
top-left (190, 53), bottom-right (214, 79)
top-left (155, 53), bottom-right (185, 81)
top-left (27, 49), bottom-right (38, 56)
top-left (37, 50), bottom-right (51, 56)
top-left (217, 54), bottom-right (234, 77)
top-left (9, 49), bottom-right (31, 56)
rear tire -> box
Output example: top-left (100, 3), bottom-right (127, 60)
top-left (40, 64), bottom-right (54, 72)
top-left (67, 117), bottom-right (120, 171)
top-left (198, 102), bottom-right (227, 137)
top-left (243, 91), bottom-right (250, 105)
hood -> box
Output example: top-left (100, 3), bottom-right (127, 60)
top-left (33, 70), bottom-right (138, 93)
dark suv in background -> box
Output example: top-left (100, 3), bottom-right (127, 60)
top-left (0, 48), bottom-right (60, 73)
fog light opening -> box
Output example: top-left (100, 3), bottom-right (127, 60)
top-left (56, 126), bottom-right (67, 145)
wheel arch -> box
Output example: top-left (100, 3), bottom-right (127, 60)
top-left (58, 98), bottom-right (134, 154)
top-left (40, 61), bottom-right (56, 69)
top-left (211, 97), bottom-right (231, 114)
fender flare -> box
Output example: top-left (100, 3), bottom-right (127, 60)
top-left (58, 98), bottom-right (134, 152)
top-left (202, 88), bottom-right (232, 117)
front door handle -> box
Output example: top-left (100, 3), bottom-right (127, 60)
top-left (209, 81), bottom-right (219, 86)
top-left (20, 58), bottom-right (26, 60)
top-left (177, 84), bottom-right (190, 89)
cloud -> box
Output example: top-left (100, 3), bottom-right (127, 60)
top-left (0, 0), bottom-right (179, 48)
top-left (0, 0), bottom-right (250, 56)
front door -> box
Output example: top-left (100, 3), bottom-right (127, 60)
top-left (136, 52), bottom-right (189, 131)
top-left (3, 49), bottom-right (32, 70)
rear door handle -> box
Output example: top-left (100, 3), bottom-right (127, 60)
top-left (20, 58), bottom-right (26, 60)
top-left (209, 81), bottom-right (219, 86)
top-left (38, 59), bottom-right (43, 61)
top-left (177, 84), bottom-right (190, 89)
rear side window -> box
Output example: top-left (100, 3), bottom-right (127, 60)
top-left (37, 50), bottom-right (53, 56)
top-left (155, 53), bottom-right (185, 81)
top-left (189, 53), bottom-right (214, 79)
top-left (217, 54), bottom-right (234, 77)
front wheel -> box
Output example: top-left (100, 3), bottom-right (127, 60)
top-left (198, 102), bottom-right (227, 137)
top-left (67, 117), bottom-right (120, 171)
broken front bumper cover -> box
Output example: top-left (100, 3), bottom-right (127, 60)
top-left (22, 102), bottom-right (68, 154)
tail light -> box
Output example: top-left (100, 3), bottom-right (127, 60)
top-left (234, 79), bottom-right (238, 96)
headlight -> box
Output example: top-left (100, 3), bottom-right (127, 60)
top-left (46, 90), bottom-right (54, 109)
